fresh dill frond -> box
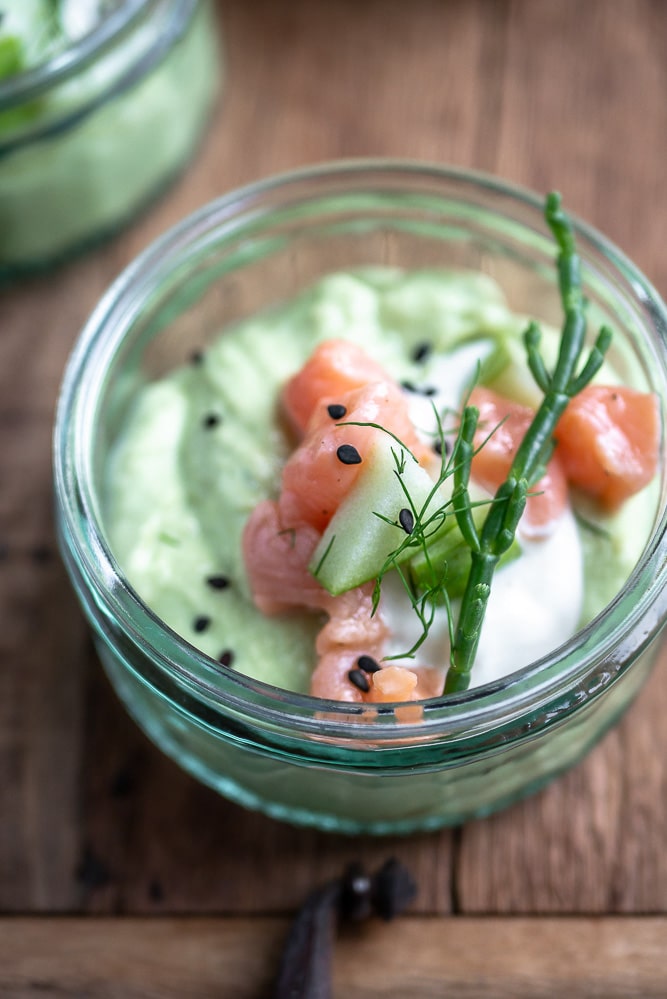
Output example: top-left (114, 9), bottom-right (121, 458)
top-left (312, 533), bottom-right (336, 575)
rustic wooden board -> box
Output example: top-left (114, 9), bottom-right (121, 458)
top-left (458, 664), bottom-right (667, 913)
top-left (1, 0), bottom-right (667, 934)
top-left (1, 916), bottom-right (666, 998)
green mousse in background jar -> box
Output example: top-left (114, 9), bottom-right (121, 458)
top-left (54, 164), bottom-right (667, 835)
top-left (0, 0), bottom-right (220, 275)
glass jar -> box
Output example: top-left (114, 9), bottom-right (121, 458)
top-left (0, 0), bottom-right (220, 275)
top-left (54, 163), bottom-right (667, 834)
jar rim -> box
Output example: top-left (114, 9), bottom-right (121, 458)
top-left (53, 159), bottom-right (667, 746)
top-left (0, 0), bottom-right (196, 107)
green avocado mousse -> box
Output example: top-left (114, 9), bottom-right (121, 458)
top-left (0, 0), bottom-right (220, 274)
top-left (54, 166), bottom-right (667, 832)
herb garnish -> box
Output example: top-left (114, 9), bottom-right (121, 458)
top-left (343, 193), bottom-right (611, 692)
top-left (443, 193), bottom-right (611, 692)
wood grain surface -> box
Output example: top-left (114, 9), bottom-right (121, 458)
top-left (1, 916), bottom-right (667, 998)
top-left (2, 0), bottom-right (667, 994)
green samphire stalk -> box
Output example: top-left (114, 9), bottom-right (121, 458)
top-left (443, 193), bottom-right (612, 694)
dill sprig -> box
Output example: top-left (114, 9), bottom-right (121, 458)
top-left (341, 405), bottom-right (495, 661)
top-left (370, 426), bottom-right (456, 660)
top-left (443, 192), bottom-right (612, 692)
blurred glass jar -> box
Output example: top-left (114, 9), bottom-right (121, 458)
top-left (0, 0), bottom-right (221, 276)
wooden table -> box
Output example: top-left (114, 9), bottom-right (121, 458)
top-left (2, 1), bottom-right (667, 995)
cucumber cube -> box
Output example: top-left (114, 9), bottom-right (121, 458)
top-left (309, 440), bottom-right (449, 596)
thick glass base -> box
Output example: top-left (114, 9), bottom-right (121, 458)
top-left (96, 636), bottom-right (658, 835)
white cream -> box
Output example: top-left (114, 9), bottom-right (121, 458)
top-left (469, 512), bottom-right (583, 686)
top-left (406, 340), bottom-right (495, 445)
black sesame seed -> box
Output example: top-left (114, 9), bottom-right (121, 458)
top-left (336, 444), bottom-right (362, 465)
top-left (218, 649), bottom-right (235, 667)
top-left (348, 668), bottom-right (370, 693)
top-left (399, 508), bottom-right (415, 534)
top-left (357, 654), bottom-right (381, 674)
top-left (206, 574), bottom-right (230, 590)
top-left (402, 379), bottom-right (437, 397)
top-left (433, 438), bottom-right (451, 457)
top-left (412, 341), bottom-right (433, 364)
top-left (193, 615), bottom-right (211, 634)
top-left (190, 350), bottom-right (204, 365)
top-left (203, 413), bottom-right (221, 429)
top-left (327, 403), bottom-right (347, 420)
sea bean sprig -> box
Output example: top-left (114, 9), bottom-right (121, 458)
top-left (443, 192), bottom-right (612, 693)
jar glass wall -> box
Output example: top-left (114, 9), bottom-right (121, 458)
top-left (54, 163), bottom-right (667, 834)
top-left (0, 0), bottom-right (221, 275)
